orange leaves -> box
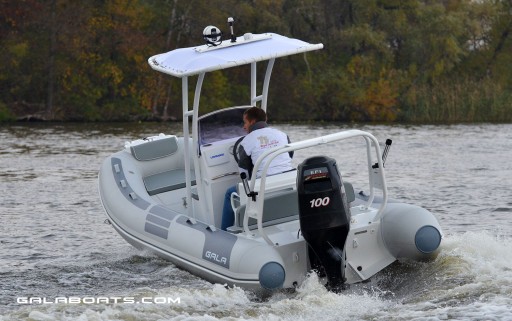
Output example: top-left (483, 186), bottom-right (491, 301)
top-left (343, 57), bottom-right (399, 122)
top-left (361, 77), bottom-right (398, 122)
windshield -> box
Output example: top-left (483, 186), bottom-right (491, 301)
top-left (198, 107), bottom-right (248, 145)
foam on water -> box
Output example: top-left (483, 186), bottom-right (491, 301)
top-left (3, 232), bottom-right (511, 321)
top-left (2, 277), bottom-right (388, 321)
top-left (375, 231), bottom-right (512, 321)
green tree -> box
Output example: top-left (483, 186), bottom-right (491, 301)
top-left (1, 0), bottom-right (511, 122)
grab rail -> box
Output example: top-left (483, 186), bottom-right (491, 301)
top-left (242, 129), bottom-right (388, 245)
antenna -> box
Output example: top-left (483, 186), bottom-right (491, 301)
top-left (372, 139), bottom-right (392, 168)
top-left (227, 17), bottom-right (236, 42)
top-left (382, 139), bottom-right (392, 166)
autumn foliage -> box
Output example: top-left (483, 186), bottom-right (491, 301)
top-left (0, 0), bottom-right (511, 122)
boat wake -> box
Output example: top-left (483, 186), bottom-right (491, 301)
top-left (2, 232), bottom-right (510, 321)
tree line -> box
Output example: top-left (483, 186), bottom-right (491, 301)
top-left (1, 0), bottom-right (511, 122)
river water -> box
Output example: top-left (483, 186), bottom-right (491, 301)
top-left (0, 122), bottom-right (511, 321)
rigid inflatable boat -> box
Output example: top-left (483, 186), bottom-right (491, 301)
top-left (98, 21), bottom-right (442, 291)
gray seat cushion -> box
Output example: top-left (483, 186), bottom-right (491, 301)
top-left (144, 169), bottom-right (196, 196)
top-left (130, 136), bottom-right (179, 161)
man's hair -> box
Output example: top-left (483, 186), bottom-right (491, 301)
top-left (244, 106), bottom-right (267, 122)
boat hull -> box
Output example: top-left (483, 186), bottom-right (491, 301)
top-left (99, 150), bottom-right (307, 290)
top-left (98, 136), bottom-right (442, 291)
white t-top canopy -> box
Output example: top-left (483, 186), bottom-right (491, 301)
top-left (148, 33), bottom-right (323, 77)
top-left (146, 32), bottom-right (323, 219)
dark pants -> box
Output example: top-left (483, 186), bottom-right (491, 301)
top-left (221, 185), bottom-right (237, 230)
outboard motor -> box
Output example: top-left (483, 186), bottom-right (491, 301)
top-left (297, 156), bottom-right (351, 290)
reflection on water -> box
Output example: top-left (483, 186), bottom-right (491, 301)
top-left (0, 122), bottom-right (511, 320)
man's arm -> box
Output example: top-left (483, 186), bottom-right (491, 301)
top-left (237, 145), bottom-right (254, 178)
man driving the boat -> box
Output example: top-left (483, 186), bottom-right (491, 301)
top-left (221, 106), bottom-right (293, 230)
top-left (237, 107), bottom-right (293, 178)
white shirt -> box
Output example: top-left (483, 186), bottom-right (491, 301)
top-left (240, 127), bottom-right (293, 178)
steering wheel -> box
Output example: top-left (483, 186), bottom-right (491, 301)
top-left (232, 136), bottom-right (245, 163)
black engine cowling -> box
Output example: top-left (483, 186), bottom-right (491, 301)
top-left (297, 156), bottom-right (351, 290)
